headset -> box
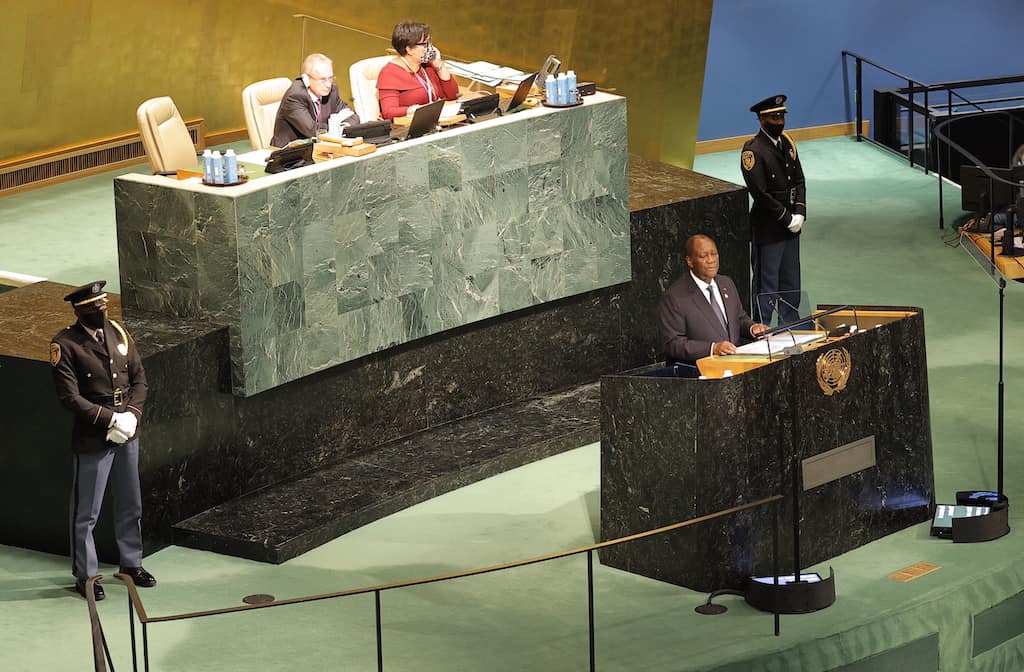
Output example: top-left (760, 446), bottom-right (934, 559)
top-left (301, 73), bottom-right (310, 88)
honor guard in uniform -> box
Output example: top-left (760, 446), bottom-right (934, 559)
top-left (50, 281), bottom-right (157, 600)
top-left (740, 94), bottom-right (807, 326)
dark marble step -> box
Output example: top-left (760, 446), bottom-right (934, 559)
top-left (172, 382), bottom-right (601, 563)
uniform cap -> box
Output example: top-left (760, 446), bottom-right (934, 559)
top-left (750, 94), bottom-right (787, 115)
top-left (63, 281), bottom-right (108, 307)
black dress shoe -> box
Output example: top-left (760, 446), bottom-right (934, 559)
top-left (119, 566), bottom-right (157, 588)
top-left (75, 579), bottom-right (105, 601)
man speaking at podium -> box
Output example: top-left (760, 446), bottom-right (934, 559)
top-left (656, 235), bottom-right (768, 364)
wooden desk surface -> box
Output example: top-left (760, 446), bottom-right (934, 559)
top-left (965, 233), bottom-right (1024, 280)
top-left (696, 308), bottom-right (918, 378)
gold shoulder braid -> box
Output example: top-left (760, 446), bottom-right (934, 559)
top-left (781, 131), bottom-right (798, 160)
top-left (109, 320), bottom-right (130, 356)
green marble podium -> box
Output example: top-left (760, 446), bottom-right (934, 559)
top-left (114, 94), bottom-right (629, 396)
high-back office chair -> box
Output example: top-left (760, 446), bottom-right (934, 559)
top-left (242, 77), bottom-right (292, 150)
top-left (349, 55), bottom-right (392, 122)
top-left (136, 96), bottom-right (197, 174)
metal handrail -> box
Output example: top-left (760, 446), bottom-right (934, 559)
top-left (291, 13), bottom-right (391, 42)
top-left (839, 49), bottom-right (991, 113)
top-left (290, 13), bottom-right (391, 68)
top-left (85, 575), bottom-right (115, 672)
top-left (841, 50), bottom-right (1024, 206)
top-left (121, 495), bottom-right (783, 624)
top-left (841, 50), bottom-right (916, 83)
top-left (108, 494), bottom-right (784, 671)
top-left (932, 110), bottom-right (1024, 240)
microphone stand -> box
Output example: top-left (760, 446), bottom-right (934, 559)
top-left (998, 277), bottom-right (1005, 499)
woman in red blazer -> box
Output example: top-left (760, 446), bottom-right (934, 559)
top-left (376, 21), bottom-right (460, 120)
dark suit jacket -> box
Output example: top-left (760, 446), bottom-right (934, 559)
top-left (656, 273), bottom-right (756, 363)
top-left (50, 319), bottom-right (147, 453)
top-left (270, 78), bottom-right (360, 148)
top-left (740, 129), bottom-right (806, 244)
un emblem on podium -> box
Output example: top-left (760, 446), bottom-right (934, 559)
top-left (816, 347), bottom-right (851, 396)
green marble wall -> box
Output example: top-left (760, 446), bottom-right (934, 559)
top-left (116, 96), bottom-right (629, 396)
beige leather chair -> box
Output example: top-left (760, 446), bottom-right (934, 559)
top-left (136, 97), bottom-right (197, 174)
top-left (242, 77), bottom-right (292, 150)
top-left (349, 55), bottom-right (392, 122)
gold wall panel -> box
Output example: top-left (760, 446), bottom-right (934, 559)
top-left (1, 0), bottom-right (711, 168)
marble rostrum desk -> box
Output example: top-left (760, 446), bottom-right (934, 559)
top-left (115, 93), bottom-right (629, 397)
top-left (0, 126), bottom-right (754, 562)
top-left (599, 307), bottom-right (935, 592)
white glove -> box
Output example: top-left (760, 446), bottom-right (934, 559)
top-left (787, 214), bottom-right (805, 233)
top-left (106, 426), bottom-right (130, 445)
top-left (111, 411), bottom-right (138, 438)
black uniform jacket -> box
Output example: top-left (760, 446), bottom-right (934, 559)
top-left (50, 319), bottom-right (147, 453)
top-left (740, 129), bottom-right (807, 244)
top-left (270, 78), bottom-right (360, 148)
top-left (656, 273), bottom-right (756, 363)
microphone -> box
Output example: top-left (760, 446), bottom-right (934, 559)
top-left (755, 291), bottom-right (805, 330)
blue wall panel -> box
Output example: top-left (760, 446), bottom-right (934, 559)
top-left (699, 1), bottom-right (1024, 140)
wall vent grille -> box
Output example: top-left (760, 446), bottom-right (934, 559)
top-left (0, 120), bottom-right (205, 197)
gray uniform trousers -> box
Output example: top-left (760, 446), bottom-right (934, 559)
top-left (69, 439), bottom-right (143, 579)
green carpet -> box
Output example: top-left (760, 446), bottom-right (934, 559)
top-left (2, 136), bottom-right (1024, 671)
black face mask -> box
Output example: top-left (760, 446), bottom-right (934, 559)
top-left (763, 121), bottom-right (785, 139)
top-left (78, 309), bottom-right (105, 331)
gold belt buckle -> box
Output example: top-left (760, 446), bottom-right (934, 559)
top-left (113, 388), bottom-right (124, 405)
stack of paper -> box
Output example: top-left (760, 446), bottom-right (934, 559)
top-left (446, 60), bottom-right (527, 86)
top-left (734, 332), bottom-right (824, 356)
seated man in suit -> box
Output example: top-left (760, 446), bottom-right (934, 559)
top-left (271, 53), bottom-right (360, 147)
top-left (657, 234), bottom-right (768, 364)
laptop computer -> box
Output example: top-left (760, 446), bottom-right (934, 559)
top-left (500, 73), bottom-right (538, 113)
top-left (405, 99), bottom-right (445, 140)
top-left (342, 120), bottom-right (393, 145)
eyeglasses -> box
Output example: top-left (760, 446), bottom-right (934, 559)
top-left (415, 40), bottom-right (431, 47)
top-left (309, 75), bottom-right (335, 83)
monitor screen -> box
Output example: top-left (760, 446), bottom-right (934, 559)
top-left (342, 120), bottom-right (392, 142)
top-left (931, 503), bottom-right (990, 531)
top-left (265, 141), bottom-right (314, 174)
top-left (751, 573), bottom-right (823, 585)
top-left (960, 165), bottom-right (1016, 212)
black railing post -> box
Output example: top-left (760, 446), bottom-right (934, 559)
top-left (129, 598), bottom-right (138, 672)
top-left (587, 550), bottom-right (596, 672)
top-left (998, 278), bottom-right (1006, 498)
top-left (945, 89), bottom-right (953, 230)
top-left (100, 631), bottom-right (114, 672)
top-left (855, 58), bottom-right (863, 141)
top-left (908, 79), bottom-right (915, 167)
top-left (772, 498), bottom-right (780, 637)
top-left (924, 88), bottom-right (930, 175)
top-left (375, 590), bottom-right (384, 672)
top-left (142, 623), bottom-right (150, 672)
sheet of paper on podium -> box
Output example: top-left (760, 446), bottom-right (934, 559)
top-left (734, 332), bottom-right (825, 356)
top-left (446, 60), bottom-right (527, 86)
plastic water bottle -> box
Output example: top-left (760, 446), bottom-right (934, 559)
top-left (556, 73), bottom-right (568, 105)
top-left (211, 151), bottom-right (223, 184)
top-left (224, 149), bottom-right (238, 184)
top-left (202, 149), bottom-right (213, 183)
top-left (544, 74), bottom-right (557, 105)
top-left (566, 70), bottom-right (578, 104)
